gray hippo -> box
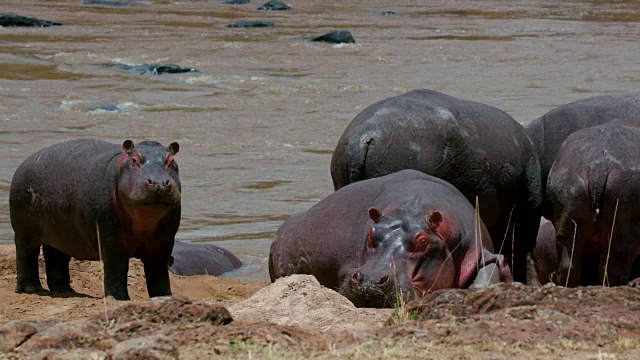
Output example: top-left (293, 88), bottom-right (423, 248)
top-left (547, 120), bottom-right (640, 287)
top-left (10, 139), bottom-right (181, 300)
top-left (311, 30), bottom-right (355, 44)
top-left (330, 89), bottom-right (541, 284)
top-left (269, 170), bottom-right (512, 308)
top-left (169, 241), bottom-right (242, 276)
top-left (525, 92), bottom-right (640, 218)
top-left (530, 220), bottom-right (558, 285)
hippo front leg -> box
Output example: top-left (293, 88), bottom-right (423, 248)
top-left (143, 259), bottom-right (172, 298)
top-left (100, 235), bottom-right (131, 300)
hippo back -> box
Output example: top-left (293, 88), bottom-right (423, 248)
top-left (169, 241), bottom-right (242, 276)
top-left (525, 92), bottom-right (640, 206)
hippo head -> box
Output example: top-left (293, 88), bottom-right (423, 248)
top-left (116, 140), bottom-right (181, 207)
top-left (340, 206), bottom-right (460, 308)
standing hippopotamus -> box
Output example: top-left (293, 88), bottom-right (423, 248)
top-left (10, 139), bottom-right (181, 300)
top-left (547, 121), bottom-right (640, 287)
top-left (169, 241), bottom-right (242, 276)
top-left (330, 89), bottom-right (541, 284)
top-left (269, 170), bottom-right (512, 308)
top-left (525, 92), bottom-right (640, 218)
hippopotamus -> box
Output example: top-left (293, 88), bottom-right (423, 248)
top-left (114, 63), bottom-right (199, 75)
top-left (525, 92), bottom-right (640, 218)
top-left (169, 241), bottom-right (242, 276)
top-left (269, 170), bottom-right (512, 308)
top-left (227, 21), bottom-right (275, 28)
top-left (0, 14), bottom-right (61, 27)
top-left (547, 120), bottom-right (640, 287)
top-left (311, 30), bottom-right (355, 44)
top-left (530, 220), bottom-right (558, 285)
top-left (10, 139), bottom-right (181, 300)
top-left (330, 89), bottom-right (541, 284)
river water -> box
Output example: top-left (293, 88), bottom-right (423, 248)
top-left (1, 0), bottom-right (638, 281)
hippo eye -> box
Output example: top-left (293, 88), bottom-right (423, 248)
top-left (367, 227), bottom-right (376, 248)
top-left (411, 233), bottom-right (429, 253)
top-left (130, 155), bottom-right (141, 168)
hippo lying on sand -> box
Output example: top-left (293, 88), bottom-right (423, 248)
top-left (331, 89), bottom-right (541, 284)
top-left (547, 121), bottom-right (640, 287)
top-left (10, 139), bottom-right (181, 300)
top-left (169, 241), bottom-right (242, 276)
top-left (269, 170), bottom-right (512, 308)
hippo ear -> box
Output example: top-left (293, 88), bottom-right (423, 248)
top-left (368, 207), bottom-right (383, 223)
top-left (168, 142), bottom-right (180, 155)
top-left (122, 140), bottom-right (135, 154)
top-left (428, 210), bottom-right (443, 231)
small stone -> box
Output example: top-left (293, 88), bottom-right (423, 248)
top-left (111, 335), bottom-right (178, 360)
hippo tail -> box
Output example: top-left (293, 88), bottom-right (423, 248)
top-left (330, 133), bottom-right (374, 190)
top-left (587, 163), bottom-right (610, 222)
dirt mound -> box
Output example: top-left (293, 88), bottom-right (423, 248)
top-left (228, 274), bottom-right (392, 332)
top-left (382, 283), bottom-right (640, 347)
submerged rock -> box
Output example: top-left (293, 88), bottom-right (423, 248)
top-left (223, 0), bottom-right (250, 4)
top-left (83, 0), bottom-right (149, 6)
top-left (376, 11), bottom-right (397, 16)
top-left (115, 63), bottom-right (199, 75)
top-left (311, 30), bottom-right (355, 44)
top-left (0, 14), bottom-right (61, 27)
top-left (257, 0), bottom-right (290, 11)
top-left (227, 20), bottom-right (274, 28)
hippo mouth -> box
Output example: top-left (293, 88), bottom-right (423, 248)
top-left (129, 189), bottom-right (181, 206)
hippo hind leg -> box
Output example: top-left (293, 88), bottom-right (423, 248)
top-left (15, 234), bottom-right (44, 294)
top-left (43, 245), bottom-right (74, 293)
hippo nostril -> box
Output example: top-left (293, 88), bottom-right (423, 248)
top-left (146, 179), bottom-right (155, 186)
top-left (163, 179), bottom-right (171, 186)
top-left (378, 275), bottom-right (389, 285)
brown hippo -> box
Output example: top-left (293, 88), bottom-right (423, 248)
top-left (547, 121), bottom-right (640, 287)
top-left (330, 89), bottom-right (541, 284)
top-left (10, 139), bottom-right (181, 300)
top-left (169, 241), bottom-right (242, 276)
top-left (525, 92), bottom-right (640, 219)
top-left (532, 210), bottom-right (640, 287)
top-left (269, 170), bottom-right (512, 308)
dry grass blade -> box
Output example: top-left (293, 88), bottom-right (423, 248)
top-left (488, 204), bottom-right (515, 282)
top-left (96, 222), bottom-right (109, 324)
top-left (566, 219), bottom-right (577, 288)
top-left (602, 198), bottom-right (620, 287)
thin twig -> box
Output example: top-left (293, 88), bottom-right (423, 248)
top-left (566, 219), bottom-right (577, 288)
top-left (474, 197), bottom-right (480, 273)
top-left (602, 198), bottom-right (619, 287)
top-left (488, 204), bottom-right (516, 282)
top-left (96, 223), bottom-right (109, 324)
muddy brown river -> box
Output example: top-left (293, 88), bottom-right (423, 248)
top-left (1, 0), bottom-right (638, 281)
